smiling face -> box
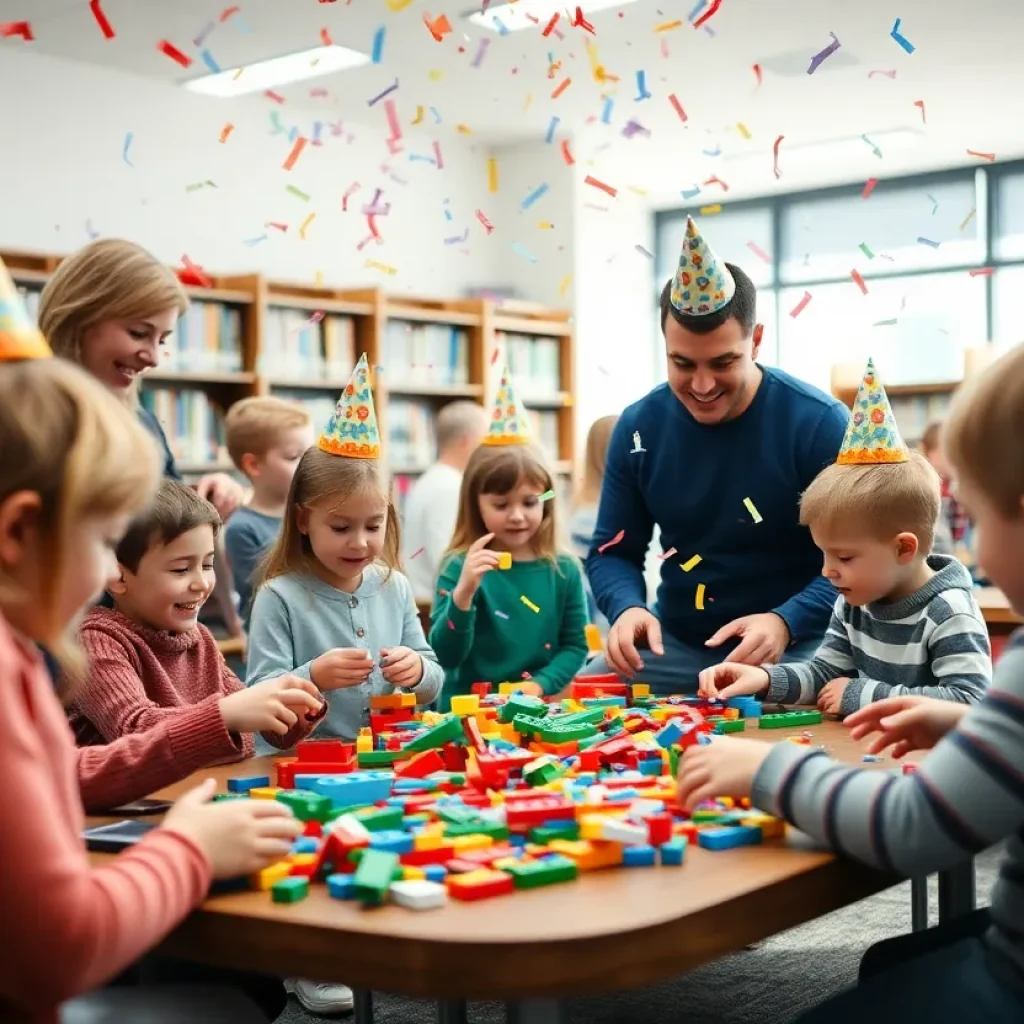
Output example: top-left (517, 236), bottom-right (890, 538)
top-left (479, 476), bottom-right (546, 556)
top-left (298, 488), bottom-right (389, 592)
top-left (80, 308), bottom-right (179, 393)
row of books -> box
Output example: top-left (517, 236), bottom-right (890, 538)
top-left (260, 307), bottom-right (356, 381)
top-left (140, 387), bottom-right (226, 466)
top-left (384, 321), bottom-right (471, 386)
top-left (161, 301), bottom-right (244, 374)
top-left (497, 332), bottom-right (562, 396)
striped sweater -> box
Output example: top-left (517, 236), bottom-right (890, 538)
top-left (766, 555), bottom-right (991, 717)
top-left (753, 627), bottom-right (1024, 989)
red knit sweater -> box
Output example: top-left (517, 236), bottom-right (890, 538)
top-left (70, 607), bottom-right (254, 763)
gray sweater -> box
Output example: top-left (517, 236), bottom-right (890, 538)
top-left (754, 628), bottom-right (1024, 989)
top-left (246, 566), bottom-right (442, 742)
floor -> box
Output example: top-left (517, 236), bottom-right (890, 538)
top-left (279, 849), bottom-right (999, 1024)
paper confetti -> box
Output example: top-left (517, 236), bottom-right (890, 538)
top-left (283, 136), bottom-right (307, 171)
top-left (432, 141), bottom-right (444, 169)
top-left (157, 39), bottom-right (192, 68)
top-left (635, 70), bottom-right (651, 101)
top-left (743, 497), bottom-right (763, 523)
top-left (199, 49), bottom-right (221, 74)
top-left (789, 292), bottom-right (812, 318)
top-left (699, 204), bottom-right (722, 215)
top-left (635, 245), bottom-right (653, 259)
top-left (772, 134), bottom-right (784, 179)
top-left (371, 26), bottom-right (385, 63)
top-left (299, 213), bottom-right (316, 240)
top-left (807, 32), bottom-right (841, 74)
top-left (695, 584), bottom-right (706, 610)
top-left (444, 230), bottom-right (469, 245)
top-left (122, 132), bottom-right (134, 167)
top-left (913, 99), bottom-right (926, 124)
top-left (736, 123), bottom-right (752, 140)
top-left (494, 610), bottom-right (510, 620)
top-left (424, 13), bottom-right (452, 41)
top-left (681, 187), bottom-right (701, 200)
top-left (265, 90), bottom-right (285, 104)
top-left (862, 134), bottom-right (883, 158)
top-left (521, 595), bottom-right (541, 614)
top-left (602, 98), bottom-right (614, 124)
top-left (572, 6), bottom-right (595, 32)
top-left (409, 547), bottom-right (425, 559)
top-left (476, 210), bottom-right (495, 234)
top-left (561, 139), bottom-right (575, 165)
top-left (681, 554), bottom-right (702, 572)
top-left (597, 529), bottom-right (626, 554)
top-left (545, 116), bottom-right (560, 144)
top-left (658, 547), bottom-right (679, 560)
top-left (552, 77), bottom-right (572, 99)
top-left (746, 241), bottom-right (772, 263)
top-left (511, 242), bottom-right (537, 263)
top-left (219, 123), bottom-right (234, 143)
top-left (753, 63), bottom-right (762, 87)
top-left (926, 193), bottom-right (939, 215)
top-left (542, 13), bottom-right (560, 36)
top-left (0, 20), bottom-right (34, 40)
top-left (917, 237), bottom-right (940, 249)
top-left (471, 37), bottom-right (490, 68)
top-left (537, 490), bottom-right (556, 502)
top-left (585, 176), bottom-right (618, 198)
top-left (521, 184), bottom-right (549, 209)
top-left (960, 208), bottom-right (977, 231)
top-left (850, 269), bottom-right (868, 295)
top-left (365, 259), bottom-right (398, 276)
top-left (487, 157), bottom-right (498, 193)
top-left (890, 18), bottom-right (915, 54)
top-left (668, 94), bottom-right (688, 122)
top-left (858, 242), bottom-right (875, 259)
top-left (384, 99), bottom-right (402, 143)
top-left (969, 267), bottom-right (994, 277)
top-left (656, 19), bottom-right (683, 31)
top-left (558, 275), bottom-right (572, 296)
top-left (966, 149), bottom-right (996, 162)
top-left (862, 178), bottom-right (879, 199)
top-left (868, 69), bottom-right (897, 78)
top-left (286, 184), bottom-right (311, 202)
top-left (368, 80), bottom-right (399, 107)
top-left (692, 0), bottom-right (721, 29)
top-left (89, 0), bottom-right (115, 38)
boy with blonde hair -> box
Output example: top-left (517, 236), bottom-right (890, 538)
top-left (699, 359), bottom-right (990, 717)
top-left (222, 397), bottom-right (314, 626)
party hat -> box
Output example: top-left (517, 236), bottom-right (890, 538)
top-left (836, 358), bottom-right (908, 465)
top-left (318, 353), bottom-right (381, 458)
top-left (669, 215), bottom-right (736, 316)
top-left (481, 366), bottom-right (530, 446)
top-left (0, 256), bottom-right (51, 361)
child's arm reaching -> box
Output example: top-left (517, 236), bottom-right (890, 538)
top-left (531, 557), bottom-right (590, 697)
top-left (386, 575), bottom-right (443, 704)
top-left (429, 553), bottom-right (480, 669)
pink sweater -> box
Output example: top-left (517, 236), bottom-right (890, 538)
top-left (70, 607), bottom-right (255, 763)
top-left (0, 612), bottom-right (210, 1024)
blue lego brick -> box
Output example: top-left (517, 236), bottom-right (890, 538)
top-left (227, 775), bottom-right (270, 793)
top-left (423, 864), bottom-right (448, 883)
top-left (291, 836), bottom-right (320, 855)
top-left (580, 696), bottom-right (627, 709)
top-left (392, 778), bottom-right (438, 793)
top-left (368, 829), bottom-right (415, 854)
top-left (655, 720), bottom-right (685, 748)
top-left (622, 844), bottom-right (657, 867)
top-left (726, 696), bottom-right (763, 718)
top-left (659, 837), bottom-right (687, 865)
top-left (697, 825), bottom-right (763, 851)
top-left (697, 733), bottom-right (713, 746)
top-left (325, 873), bottom-right (358, 900)
top-left (295, 771), bottom-right (393, 808)
top-left (508, 834), bottom-right (528, 847)
top-left (402, 814), bottom-right (430, 830)
top-left (639, 759), bottom-right (663, 776)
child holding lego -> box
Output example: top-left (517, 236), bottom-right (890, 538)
top-left (679, 345), bottom-right (1024, 1022)
top-left (697, 360), bottom-right (991, 718)
top-left (430, 367), bottom-right (589, 710)
top-left (222, 396), bottom-right (314, 629)
top-left (0, 292), bottom-right (301, 1022)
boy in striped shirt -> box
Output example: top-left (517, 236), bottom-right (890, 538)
top-left (679, 345), bottom-right (1024, 1021)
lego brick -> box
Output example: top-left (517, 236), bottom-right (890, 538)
top-left (353, 849), bottom-right (401, 906)
top-left (446, 868), bottom-right (515, 901)
top-left (325, 872), bottom-right (358, 900)
top-left (498, 694), bottom-right (549, 725)
top-left (501, 854), bottom-right (578, 889)
top-left (390, 878), bottom-right (448, 910)
top-left (369, 829), bottom-right (416, 854)
top-left (227, 775), bottom-right (271, 793)
top-left (250, 862), bottom-right (291, 890)
top-left (714, 719), bottom-right (746, 734)
top-left (423, 864), bottom-right (448, 883)
top-left (697, 825), bottom-right (764, 851)
top-left (275, 789), bottom-right (333, 823)
top-left (529, 823), bottom-right (580, 844)
top-left (402, 715), bottom-right (465, 753)
top-left (450, 694), bottom-right (481, 716)
top-left (249, 787), bottom-right (282, 800)
top-left (354, 805), bottom-right (405, 832)
top-left (370, 692), bottom-right (417, 710)
top-left (296, 739), bottom-right (356, 763)
top-left (212, 793), bottom-right (249, 802)
top-left (300, 771), bottom-right (393, 809)
top-left (621, 844), bottom-right (657, 867)
top-left (271, 876), bottom-right (310, 903)
top-left (659, 837), bottom-right (687, 866)
top-left (358, 749), bottom-right (405, 768)
top-left (757, 710), bottom-right (823, 730)
top-left (741, 813), bottom-right (785, 840)
top-left (547, 839), bottom-right (623, 871)
top-left (291, 836), bottom-right (320, 855)
top-left (645, 813), bottom-right (674, 847)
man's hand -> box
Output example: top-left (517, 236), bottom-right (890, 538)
top-left (705, 612), bottom-right (790, 665)
top-left (817, 677), bottom-right (850, 716)
top-left (196, 472), bottom-right (245, 520)
top-left (697, 662), bottom-right (770, 701)
top-left (606, 607), bottom-right (663, 678)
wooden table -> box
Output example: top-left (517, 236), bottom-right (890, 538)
top-left (978, 587), bottom-right (1021, 636)
top-left (87, 721), bottom-right (957, 1024)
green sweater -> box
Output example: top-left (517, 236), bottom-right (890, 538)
top-left (430, 552), bottom-right (589, 710)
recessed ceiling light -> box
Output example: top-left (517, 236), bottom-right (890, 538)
top-left (467, 0), bottom-right (639, 34)
top-left (184, 44), bottom-right (369, 97)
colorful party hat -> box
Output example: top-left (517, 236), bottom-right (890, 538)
top-left (836, 358), bottom-right (908, 465)
top-left (669, 215), bottom-right (736, 317)
top-left (481, 366), bottom-right (530, 446)
top-left (0, 256), bottom-right (51, 361)
top-left (318, 353), bottom-right (381, 458)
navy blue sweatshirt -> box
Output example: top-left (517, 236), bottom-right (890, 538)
top-left (586, 367), bottom-right (848, 647)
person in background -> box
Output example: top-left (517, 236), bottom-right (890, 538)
top-left (922, 420), bottom-right (972, 562)
top-left (223, 397), bottom-right (314, 629)
top-left (402, 399), bottom-right (489, 604)
top-left (569, 415), bottom-right (619, 632)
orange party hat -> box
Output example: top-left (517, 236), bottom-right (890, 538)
top-left (0, 256), bottom-right (51, 361)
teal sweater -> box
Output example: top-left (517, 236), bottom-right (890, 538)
top-left (430, 553), bottom-right (589, 709)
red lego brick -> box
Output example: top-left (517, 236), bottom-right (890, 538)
top-left (505, 797), bottom-right (576, 830)
top-left (470, 681), bottom-right (492, 697)
top-left (296, 739), bottom-right (355, 763)
top-left (646, 813), bottom-right (673, 846)
top-left (395, 749), bottom-right (446, 779)
top-left (461, 715), bottom-right (487, 753)
top-left (399, 844), bottom-right (456, 867)
top-left (275, 758), bottom-right (298, 789)
top-left (303, 821), bottom-right (323, 838)
top-left (447, 869), bottom-right (515, 902)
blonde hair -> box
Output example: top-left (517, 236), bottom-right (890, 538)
top-left (445, 444), bottom-right (562, 565)
top-left (225, 397), bottom-right (312, 471)
top-left (575, 414), bottom-right (619, 505)
top-left (0, 359), bottom-right (160, 675)
top-left (260, 449), bottom-right (399, 586)
top-left (799, 450), bottom-right (940, 551)
top-left (38, 239), bottom-right (188, 400)
top-left (945, 343), bottom-right (1024, 518)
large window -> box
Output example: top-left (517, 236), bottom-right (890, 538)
top-left (654, 162), bottom-right (1024, 394)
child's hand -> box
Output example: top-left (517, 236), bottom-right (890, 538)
top-left (676, 737), bottom-right (774, 812)
top-left (162, 778), bottom-right (302, 879)
top-left (452, 533), bottom-right (501, 610)
top-left (817, 677), bottom-right (850, 716)
top-left (697, 662), bottom-right (770, 701)
top-left (846, 696), bottom-right (969, 758)
top-left (380, 647), bottom-right (424, 688)
top-left (514, 681), bottom-right (544, 698)
top-left (219, 677), bottom-right (323, 735)
top-left (311, 648), bottom-right (374, 690)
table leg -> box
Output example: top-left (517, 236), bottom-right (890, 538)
top-left (910, 875), bottom-right (929, 932)
top-left (506, 999), bottom-right (569, 1024)
top-left (937, 859), bottom-right (976, 924)
top-left (353, 988), bottom-right (374, 1024)
top-left (436, 999), bottom-right (468, 1024)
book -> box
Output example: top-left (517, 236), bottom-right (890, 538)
top-left (163, 301), bottom-right (243, 374)
top-left (262, 306), bottom-right (356, 381)
top-left (495, 332), bottom-right (561, 396)
top-left (385, 320), bottom-right (469, 386)
top-left (388, 399), bottom-right (438, 469)
top-left (140, 386), bottom-right (226, 467)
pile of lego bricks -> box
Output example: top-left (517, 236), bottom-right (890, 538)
top-left (219, 676), bottom-right (822, 910)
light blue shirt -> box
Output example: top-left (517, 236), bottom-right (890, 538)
top-left (246, 565), bottom-right (443, 743)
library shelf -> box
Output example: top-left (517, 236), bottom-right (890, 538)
top-left (384, 383), bottom-right (485, 399)
top-left (146, 370), bottom-right (256, 386)
top-left (264, 377), bottom-right (353, 391)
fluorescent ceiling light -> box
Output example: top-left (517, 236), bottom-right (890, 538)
top-left (184, 44), bottom-right (369, 97)
top-left (467, 0), bottom-right (638, 34)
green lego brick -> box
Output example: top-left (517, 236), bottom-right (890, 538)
top-left (552, 708), bottom-right (607, 728)
top-left (498, 694), bottom-right (549, 724)
top-left (513, 713), bottom-right (547, 736)
top-left (758, 710), bottom-right (823, 730)
top-left (535, 720), bottom-right (599, 744)
top-left (271, 876), bottom-right (310, 904)
top-left (354, 805), bottom-right (404, 831)
top-left (357, 749), bottom-right (404, 767)
top-left (579, 696), bottom-right (626, 709)
top-left (444, 819), bottom-right (510, 840)
top-left (212, 793), bottom-right (249, 802)
top-left (275, 789), bottom-right (333, 822)
top-left (436, 805), bottom-right (483, 826)
top-left (501, 854), bottom-right (578, 889)
top-left (691, 809), bottom-right (730, 823)
top-left (669, 745), bottom-right (680, 779)
top-left (353, 849), bottom-right (401, 905)
top-left (714, 719), bottom-right (746, 734)
top-left (402, 715), bottom-right (465, 753)
top-left (523, 759), bottom-right (564, 786)
top-left (530, 822), bottom-right (580, 844)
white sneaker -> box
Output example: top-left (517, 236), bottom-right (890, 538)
top-left (285, 978), bottom-right (355, 1016)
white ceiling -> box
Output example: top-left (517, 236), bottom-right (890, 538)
top-left (3, 0), bottom-right (1024, 198)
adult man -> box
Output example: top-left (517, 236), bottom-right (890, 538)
top-left (402, 400), bottom-right (489, 602)
top-left (584, 216), bottom-right (848, 692)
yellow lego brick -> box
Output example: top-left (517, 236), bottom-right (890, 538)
top-left (742, 813), bottom-right (786, 839)
top-left (498, 682), bottom-right (520, 695)
top-left (718, 797), bottom-right (735, 809)
top-left (250, 862), bottom-right (291, 891)
top-left (631, 683), bottom-right (651, 698)
top-left (632, 730), bottom-right (655, 744)
top-left (450, 694), bottom-right (481, 716)
top-left (356, 736), bottom-right (373, 753)
top-left (403, 866), bottom-right (426, 881)
top-left (248, 786), bottom-right (281, 800)
top-left (414, 833), bottom-right (448, 851)
top-left (359, 726), bottom-right (372, 736)
top-left (486, 789), bottom-right (505, 805)
top-left (549, 839), bottom-right (622, 871)
top-left (584, 623), bottom-right (602, 653)
top-left (650, 708), bottom-right (671, 721)
top-left (579, 818), bottom-right (605, 841)
top-left (497, 551), bottom-right (513, 570)
top-left (723, 707), bottom-right (740, 720)
top-left (492, 856), bottom-right (522, 870)
top-left (287, 852), bottom-right (317, 868)
top-left (416, 821), bottom-right (445, 837)
top-left (452, 834), bottom-right (494, 852)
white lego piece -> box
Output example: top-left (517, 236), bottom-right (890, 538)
top-left (389, 879), bottom-right (448, 911)
top-left (329, 814), bottom-right (371, 844)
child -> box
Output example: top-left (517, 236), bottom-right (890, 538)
top-left (222, 396), bottom-right (314, 628)
top-left (569, 414), bottom-right (618, 631)
top-left (698, 360), bottom-right (991, 717)
top-left (678, 344), bottom-right (1024, 1022)
top-left (0, 350), bottom-right (301, 1020)
top-left (69, 479), bottom-right (325, 756)
top-left (922, 420), bottom-right (974, 562)
top-left (430, 367), bottom-right (589, 709)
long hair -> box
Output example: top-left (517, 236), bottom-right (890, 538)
top-left (259, 448), bottom-right (400, 587)
top-left (575, 414), bottom-right (619, 506)
top-left (0, 359), bottom-right (161, 683)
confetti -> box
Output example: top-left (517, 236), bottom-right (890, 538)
top-left (658, 547), bottom-right (679, 560)
top-left (699, 204), bottom-right (722, 215)
top-left (89, 0), bottom-right (115, 38)
top-left (737, 123), bottom-right (752, 140)
top-left (283, 136), bottom-right (307, 171)
top-left (299, 213), bottom-right (316, 240)
top-left (743, 497), bottom-right (763, 523)
top-left (692, 0), bottom-right (721, 29)
top-left (960, 208), bottom-right (977, 231)
top-left (585, 175), bottom-right (618, 198)
top-left (656, 19), bottom-right (683, 31)
top-left (545, 116), bottom-right (560, 144)
top-left (0, 21), bottom-right (34, 40)
top-left (753, 63), bottom-right (762, 87)
top-left (558, 275), bottom-right (572, 296)
top-left (220, 6), bottom-right (241, 21)
top-left (858, 242), bottom-right (875, 259)
top-left (447, 619), bottom-right (455, 630)
top-left (635, 244), bottom-right (653, 259)
top-left (410, 547), bottom-right (426, 559)
top-left (371, 26), bottom-right (385, 63)
top-left (430, 141), bottom-right (444, 169)
top-left (873, 318), bottom-right (898, 327)
top-left (668, 94), bottom-right (688, 122)
top-left (868, 69), bottom-right (897, 78)
top-left (266, 222), bottom-right (288, 232)
top-left (681, 187), bottom-right (701, 200)
top-left (475, 210), bottom-right (495, 234)
top-left (471, 37), bottom-right (490, 68)
top-left (862, 178), bottom-right (879, 199)
top-left (807, 32), bottom-right (841, 74)
top-left (704, 175), bottom-right (730, 191)
top-left (199, 49), bottom-right (221, 74)
top-left (680, 554), bottom-right (702, 572)
top-left (850, 269), bottom-right (868, 295)
top-left (487, 157), bottom-right (499, 193)
top-left (571, 6), bottom-right (595, 32)
top-left (243, 234), bottom-right (268, 247)
top-left (601, 98), bottom-right (614, 124)
top-left (746, 241), bottom-right (772, 263)
top-left (913, 99), bottom-right (926, 124)
top-left (383, 99), bottom-right (402, 142)
top-left (341, 182), bottom-right (361, 211)
top-left (411, 106), bottom-right (424, 126)
top-left (320, 27), bottom-right (333, 46)
top-left (789, 291), bottom-right (812, 318)
top-left (966, 149), bottom-right (996, 162)
top-left (368, 80), bottom-right (399, 107)
top-left (969, 267), bottom-right (994, 277)
top-left (219, 123), bottom-right (234, 143)
top-left (286, 184), bottom-right (311, 201)
top-left (917, 237), bottom-right (940, 249)
top-left (444, 230), bottom-right (469, 245)
top-left (542, 12), bottom-right (560, 36)
top-left (597, 529), bottom-right (625, 554)
top-left (365, 259), bottom-right (398, 276)
top-left (494, 610), bottom-right (510, 620)
top-left (552, 77), bottom-right (572, 99)
top-left (695, 584), bottom-right (706, 610)
top-left (424, 13), bottom-right (452, 41)
top-left (772, 134), bottom-right (784, 178)
top-left (635, 70), bottom-right (651, 101)
top-left (122, 132), bottom-right (134, 167)
top-left (157, 39), bottom-right (192, 68)
top-left (386, 0), bottom-right (415, 9)
top-left (521, 184), bottom-right (549, 209)
top-left (265, 90), bottom-right (285, 104)
top-left (890, 18), bottom-right (915, 54)
top-left (186, 180), bottom-right (217, 192)
top-left (926, 193), bottom-right (939, 215)
top-left (511, 242), bottom-right (537, 263)
top-left (862, 134), bottom-right (883, 158)
top-left (537, 490), bottom-right (556, 502)
top-left (561, 139), bottom-right (575, 165)
top-left (521, 595), bottom-right (541, 614)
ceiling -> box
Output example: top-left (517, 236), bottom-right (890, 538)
top-left (3, 0), bottom-right (1024, 199)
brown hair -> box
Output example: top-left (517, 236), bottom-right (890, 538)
top-left (0, 359), bottom-right (160, 673)
top-left (445, 444), bottom-right (562, 564)
top-left (575, 414), bottom-right (619, 505)
top-left (945, 344), bottom-right (1024, 518)
top-left (224, 396), bottom-right (312, 472)
top-left (260, 448), bottom-right (399, 586)
top-left (799, 450), bottom-right (941, 551)
top-left (116, 480), bottom-right (221, 573)
top-left (920, 421), bottom-right (943, 455)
